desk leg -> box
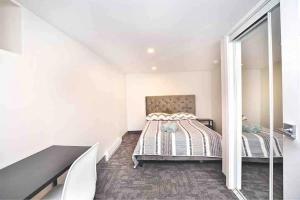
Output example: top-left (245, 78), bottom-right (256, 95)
top-left (53, 179), bottom-right (58, 186)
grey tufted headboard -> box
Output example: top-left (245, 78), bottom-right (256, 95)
top-left (145, 95), bottom-right (196, 115)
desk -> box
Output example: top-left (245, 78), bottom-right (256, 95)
top-left (0, 145), bottom-right (89, 199)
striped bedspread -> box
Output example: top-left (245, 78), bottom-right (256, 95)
top-left (132, 119), bottom-right (222, 167)
top-left (242, 128), bottom-right (283, 158)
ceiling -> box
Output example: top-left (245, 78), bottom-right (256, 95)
top-left (17, 0), bottom-right (260, 73)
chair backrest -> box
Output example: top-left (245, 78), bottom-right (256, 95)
top-left (61, 143), bottom-right (99, 200)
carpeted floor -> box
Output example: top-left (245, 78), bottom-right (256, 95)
top-left (241, 162), bottom-right (283, 200)
top-left (94, 132), bottom-right (237, 200)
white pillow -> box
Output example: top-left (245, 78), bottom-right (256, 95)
top-left (146, 112), bottom-right (197, 121)
top-left (146, 113), bottom-right (171, 121)
top-left (170, 112), bottom-right (198, 120)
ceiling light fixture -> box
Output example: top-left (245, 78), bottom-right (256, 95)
top-left (147, 48), bottom-right (155, 54)
top-left (151, 66), bottom-right (157, 71)
top-left (213, 59), bottom-right (219, 64)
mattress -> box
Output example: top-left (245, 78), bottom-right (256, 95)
top-left (132, 119), bottom-right (222, 167)
top-left (242, 128), bottom-right (283, 159)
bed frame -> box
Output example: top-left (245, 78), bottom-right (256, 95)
top-left (243, 157), bottom-right (283, 163)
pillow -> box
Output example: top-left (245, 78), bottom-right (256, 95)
top-left (146, 113), bottom-right (171, 121)
top-left (161, 122), bottom-right (178, 133)
top-left (146, 112), bottom-right (198, 121)
top-left (170, 112), bottom-right (198, 120)
top-left (242, 122), bottom-right (262, 134)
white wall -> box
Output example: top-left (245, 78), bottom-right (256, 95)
top-left (242, 68), bottom-right (268, 126)
top-left (242, 65), bottom-right (282, 129)
top-left (273, 64), bottom-right (283, 129)
top-left (0, 8), bottom-right (127, 169)
top-left (126, 69), bottom-right (222, 133)
top-left (281, 0), bottom-right (300, 199)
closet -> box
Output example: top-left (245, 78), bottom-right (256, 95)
top-left (221, 1), bottom-right (288, 199)
top-left (239, 7), bottom-right (283, 199)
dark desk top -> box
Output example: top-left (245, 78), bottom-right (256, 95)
top-left (0, 145), bottom-right (89, 200)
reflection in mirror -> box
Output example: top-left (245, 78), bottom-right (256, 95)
top-left (238, 8), bottom-right (284, 199)
top-left (272, 6), bottom-right (283, 200)
top-left (240, 19), bottom-right (270, 200)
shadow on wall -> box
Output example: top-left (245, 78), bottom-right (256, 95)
top-left (210, 66), bottom-right (222, 133)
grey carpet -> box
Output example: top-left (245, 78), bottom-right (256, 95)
top-left (241, 162), bottom-right (283, 200)
top-left (95, 132), bottom-right (237, 200)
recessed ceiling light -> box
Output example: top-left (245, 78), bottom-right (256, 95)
top-left (147, 48), bottom-right (155, 54)
top-left (213, 59), bottom-right (219, 64)
top-left (151, 66), bottom-right (157, 71)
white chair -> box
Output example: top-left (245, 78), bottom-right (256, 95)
top-left (44, 143), bottom-right (99, 200)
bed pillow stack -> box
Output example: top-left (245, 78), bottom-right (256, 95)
top-left (146, 113), bottom-right (171, 121)
top-left (170, 112), bottom-right (198, 120)
top-left (146, 112), bottom-right (197, 121)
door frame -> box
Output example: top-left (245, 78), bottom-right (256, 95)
top-left (221, 0), bottom-right (280, 195)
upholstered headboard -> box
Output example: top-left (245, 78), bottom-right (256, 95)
top-left (145, 95), bottom-right (196, 115)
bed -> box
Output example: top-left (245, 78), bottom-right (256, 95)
top-left (242, 128), bottom-right (283, 162)
top-left (132, 95), bottom-right (222, 168)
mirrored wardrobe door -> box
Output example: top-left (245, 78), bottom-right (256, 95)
top-left (271, 6), bottom-right (283, 200)
top-left (240, 19), bottom-right (271, 200)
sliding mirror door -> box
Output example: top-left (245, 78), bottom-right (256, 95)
top-left (240, 19), bottom-right (271, 200)
top-left (271, 6), bottom-right (283, 200)
top-left (223, 1), bottom-right (283, 199)
top-left (230, 5), bottom-right (283, 200)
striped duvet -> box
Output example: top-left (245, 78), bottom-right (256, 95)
top-left (132, 119), bottom-right (222, 167)
top-left (242, 128), bottom-right (283, 158)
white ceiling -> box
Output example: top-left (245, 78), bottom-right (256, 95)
top-left (17, 0), bottom-right (260, 73)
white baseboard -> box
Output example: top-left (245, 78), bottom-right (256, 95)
top-left (104, 137), bottom-right (122, 161)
